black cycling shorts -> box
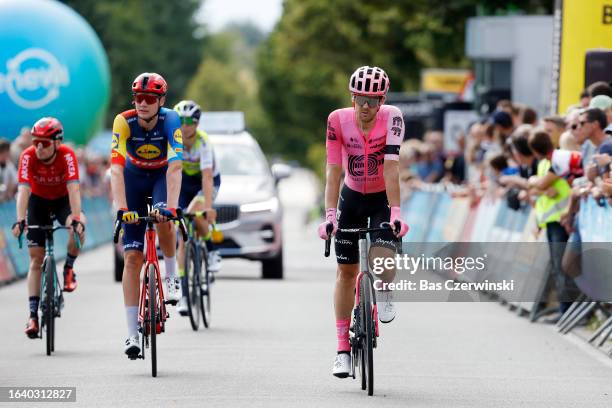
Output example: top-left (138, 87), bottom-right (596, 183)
top-left (334, 185), bottom-right (399, 264)
top-left (26, 194), bottom-right (71, 247)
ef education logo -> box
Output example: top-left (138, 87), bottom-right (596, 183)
top-left (0, 48), bottom-right (70, 109)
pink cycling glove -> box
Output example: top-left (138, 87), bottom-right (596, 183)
top-left (318, 208), bottom-right (338, 240)
top-left (390, 206), bottom-right (409, 238)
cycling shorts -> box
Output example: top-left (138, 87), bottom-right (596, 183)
top-left (335, 185), bottom-right (399, 264)
top-left (178, 173), bottom-right (221, 209)
top-left (122, 166), bottom-right (167, 252)
top-left (27, 194), bottom-right (71, 248)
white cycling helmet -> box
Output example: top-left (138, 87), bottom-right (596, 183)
top-left (173, 100), bottom-right (201, 122)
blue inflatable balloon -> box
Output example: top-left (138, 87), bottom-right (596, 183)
top-left (0, 0), bottom-right (110, 144)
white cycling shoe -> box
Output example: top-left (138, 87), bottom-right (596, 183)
top-left (165, 277), bottom-right (181, 305)
top-left (177, 296), bottom-right (188, 316)
top-left (207, 250), bottom-right (222, 273)
top-left (378, 291), bottom-right (396, 323)
top-left (124, 335), bottom-right (140, 358)
top-left (332, 353), bottom-right (351, 378)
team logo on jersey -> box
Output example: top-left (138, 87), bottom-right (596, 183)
top-left (111, 133), bottom-right (119, 150)
top-left (173, 129), bottom-right (183, 145)
top-left (136, 144), bottom-right (161, 159)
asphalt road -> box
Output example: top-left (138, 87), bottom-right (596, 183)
top-left (1, 169), bottom-right (611, 407)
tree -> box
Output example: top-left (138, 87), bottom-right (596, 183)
top-left (62, 0), bottom-right (204, 125)
top-left (256, 0), bottom-right (553, 164)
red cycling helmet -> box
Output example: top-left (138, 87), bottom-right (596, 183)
top-left (31, 117), bottom-right (64, 140)
top-left (349, 66), bottom-right (389, 96)
top-left (132, 72), bottom-right (167, 95)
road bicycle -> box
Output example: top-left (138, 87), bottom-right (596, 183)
top-left (325, 222), bottom-right (396, 396)
top-left (113, 204), bottom-right (187, 377)
top-left (182, 211), bottom-right (212, 330)
top-left (18, 225), bottom-right (81, 356)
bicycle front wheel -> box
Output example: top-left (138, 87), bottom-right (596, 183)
top-left (185, 242), bottom-right (200, 331)
top-left (44, 259), bottom-right (54, 356)
top-left (148, 264), bottom-right (157, 377)
top-left (200, 243), bottom-right (211, 328)
top-left (360, 275), bottom-right (374, 396)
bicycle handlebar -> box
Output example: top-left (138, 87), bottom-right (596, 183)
top-left (323, 222), bottom-right (397, 258)
top-left (113, 209), bottom-right (188, 244)
top-left (17, 225), bottom-right (81, 250)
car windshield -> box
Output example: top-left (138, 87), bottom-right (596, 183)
top-left (214, 143), bottom-right (270, 176)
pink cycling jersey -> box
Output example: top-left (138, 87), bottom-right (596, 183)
top-left (326, 105), bottom-right (404, 194)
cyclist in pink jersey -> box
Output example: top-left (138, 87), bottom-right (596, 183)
top-left (318, 66), bottom-right (409, 378)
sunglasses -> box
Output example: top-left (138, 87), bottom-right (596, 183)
top-left (354, 95), bottom-right (381, 108)
top-left (180, 117), bottom-right (197, 126)
top-left (33, 139), bottom-right (53, 148)
top-left (133, 93), bottom-right (160, 105)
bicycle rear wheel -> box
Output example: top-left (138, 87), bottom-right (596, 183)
top-left (44, 259), bottom-right (54, 356)
top-left (148, 264), bottom-right (157, 377)
top-left (185, 242), bottom-right (200, 331)
top-left (360, 276), bottom-right (374, 396)
top-left (200, 243), bottom-right (211, 328)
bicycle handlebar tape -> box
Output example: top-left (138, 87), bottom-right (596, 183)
top-left (324, 223), bottom-right (333, 257)
top-left (113, 209), bottom-right (124, 243)
top-left (176, 208), bottom-right (188, 242)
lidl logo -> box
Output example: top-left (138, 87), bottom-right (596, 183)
top-left (174, 129), bottom-right (183, 145)
top-left (0, 48), bottom-right (70, 110)
top-left (136, 144), bottom-right (161, 159)
top-left (111, 133), bottom-right (119, 150)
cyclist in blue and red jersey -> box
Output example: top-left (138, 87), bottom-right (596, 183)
top-left (318, 66), bottom-right (409, 377)
top-left (109, 72), bottom-right (184, 358)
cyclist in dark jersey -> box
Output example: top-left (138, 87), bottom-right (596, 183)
top-left (110, 73), bottom-right (183, 358)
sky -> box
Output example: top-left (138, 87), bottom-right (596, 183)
top-left (197, 0), bottom-right (283, 33)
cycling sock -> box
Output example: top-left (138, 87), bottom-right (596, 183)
top-left (164, 255), bottom-right (177, 280)
top-left (64, 253), bottom-right (77, 270)
top-left (178, 266), bottom-right (185, 278)
top-left (336, 318), bottom-right (351, 352)
top-left (126, 306), bottom-right (139, 338)
top-left (29, 296), bottom-right (40, 318)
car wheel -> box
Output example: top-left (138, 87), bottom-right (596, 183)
top-left (262, 247), bottom-right (283, 279)
top-left (114, 245), bottom-right (124, 282)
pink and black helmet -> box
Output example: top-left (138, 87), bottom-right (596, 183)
top-left (349, 66), bottom-right (389, 96)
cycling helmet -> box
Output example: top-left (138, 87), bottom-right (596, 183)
top-left (349, 66), bottom-right (389, 96)
top-left (132, 72), bottom-right (167, 95)
top-left (31, 117), bottom-right (64, 140)
top-left (173, 100), bottom-right (202, 122)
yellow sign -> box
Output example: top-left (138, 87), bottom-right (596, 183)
top-left (556, 0), bottom-right (612, 114)
top-left (136, 144), bottom-right (161, 159)
top-left (421, 69), bottom-right (470, 94)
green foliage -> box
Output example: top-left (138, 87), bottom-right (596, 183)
top-left (63, 0), bottom-right (203, 123)
top-left (256, 0), bottom-right (553, 164)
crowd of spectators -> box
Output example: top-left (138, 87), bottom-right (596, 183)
top-left (0, 127), bottom-right (110, 202)
top-left (399, 80), bottom-right (612, 322)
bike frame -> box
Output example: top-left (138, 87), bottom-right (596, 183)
top-left (138, 220), bottom-right (167, 331)
top-left (355, 234), bottom-right (379, 338)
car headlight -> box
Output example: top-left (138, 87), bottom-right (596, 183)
top-left (240, 197), bottom-right (279, 213)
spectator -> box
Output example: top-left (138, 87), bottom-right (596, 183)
top-left (579, 89), bottom-right (590, 108)
top-left (542, 115), bottom-right (566, 148)
top-left (588, 94), bottom-right (612, 131)
top-left (580, 108), bottom-right (612, 182)
top-left (587, 81), bottom-right (612, 99)
top-left (489, 110), bottom-right (514, 143)
top-left (520, 106), bottom-right (538, 126)
top-left (559, 131), bottom-right (579, 152)
top-left (0, 138), bottom-right (17, 201)
top-left (527, 130), bottom-right (576, 317)
top-left (10, 127), bottom-right (31, 165)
